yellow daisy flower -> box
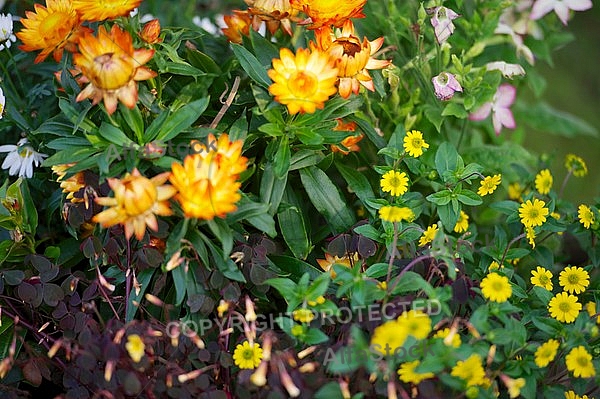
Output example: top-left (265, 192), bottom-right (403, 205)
top-left (565, 391), bottom-right (589, 399)
top-left (433, 327), bottom-right (461, 348)
top-left (488, 261), bottom-right (502, 271)
top-left (534, 339), bottom-right (559, 367)
top-left (74, 25), bottom-right (156, 115)
top-left (578, 204), bottom-right (595, 229)
top-left (585, 301), bottom-right (600, 324)
top-left (292, 308), bottom-right (315, 323)
top-left (519, 198), bottom-right (549, 227)
top-left (480, 272), bottom-right (512, 303)
top-left (525, 226), bottom-right (536, 248)
top-left (403, 130), bottom-right (430, 158)
top-left (530, 266), bottom-right (553, 290)
top-left (451, 354), bottom-right (487, 387)
top-left (311, 20), bottom-right (390, 98)
top-left (501, 375), bottom-right (526, 399)
top-left (93, 168), bottom-right (176, 241)
top-left (72, 0), bottom-right (142, 22)
top-left (233, 341), bottom-right (263, 370)
top-left (397, 309), bottom-right (431, 340)
top-left (268, 47), bottom-right (338, 114)
top-left (380, 170), bottom-right (409, 196)
top-left (397, 360), bottom-right (435, 384)
top-left (548, 292), bottom-right (581, 323)
top-left (17, 0), bottom-right (91, 63)
top-left (316, 252), bottom-right (357, 278)
top-left (418, 224), bottom-right (438, 246)
top-left (534, 169), bottom-right (553, 195)
top-left (453, 210), bottom-right (469, 233)
top-left (565, 154), bottom-right (587, 177)
top-left (508, 182), bottom-right (524, 202)
top-left (371, 319), bottom-right (407, 356)
top-left (125, 334), bottom-right (145, 363)
top-left (290, 0), bottom-right (366, 29)
top-left (478, 174), bottom-right (501, 196)
top-left (559, 266), bottom-right (590, 294)
top-left (379, 206), bottom-right (414, 223)
top-left (565, 346), bottom-right (596, 378)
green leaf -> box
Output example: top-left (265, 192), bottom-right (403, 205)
top-left (231, 44), bottom-right (271, 88)
top-left (98, 122), bottom-right (134, 146)
top-left (390, 271), bottom-right (434, 295)
top-left (278, 186), bottom-right (311, 259)
top-left (489, 200), bottom-right (520, 215)
top-left (273, 136), bottom-right (291, 179)
top-left (249, 28), bottom-right (279, 66)
top-left (299, 166), bottom-right (355, 234)
top-left (456, 189), bottom-right (483, 206)
top-left (152, 98), bottom-right (209, 142)
top-left (314, 382), bottom-right (345, 399)
top-left (260, 163), bottom-right (288, 215)
top-left (126, 268), bottom-right (155, 322)
top-left (442, 102), bottom-right (468, 119)
top-left (336, 163), bottom-right (376, 215)
top-left (348, 114), bottom-right (386, 149)
top-left (303, 327), bottom-right (330, 345)
top-left (438, 203), bottom-right (460, 233)
top-left (426, 190), bottom-right (453, 206)
top-left (265, 277), bottom-right (298, 298)
top-left (423, 104), bottom-right (444, 132)
top-left (435, 142), bottom-right (460, 180)
top-left (268, 255), bottom-right (322, 281)
top-left (119, 104), bottom-right (144, 142)
top-left (289, 150), bottom-right (324, 171)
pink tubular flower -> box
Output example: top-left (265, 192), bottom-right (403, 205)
top-left (430, 6), bottom-right (460, 44)
top-left (432, 72), bottom-right (463, 100)
top-left (469, 83), bottom-right (516, 136)
top-left (530, 0), bottom-right (592, 25)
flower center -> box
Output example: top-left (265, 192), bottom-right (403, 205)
top-left (337, 38), bottom-right (361, 57)
top-left (288, 71), bottom-right (318, 98)
top-left (576, 356), bottom-right (589, 367)
top-left (411, 138), bottom-right (423, 148)
top-left (242, 349), bottom-right (254, 360)
top-left (91, 51), bottom-right (135, 90)
top-left (567, 274), bottom-right (580, 284)
top-left (529, 209), bottom-right (539, 219)
top-left (558, 302), bottom-right (571, 312)
top-left (539, 275), bottom-right (549, 284)
top-left (491, 281), bottom-right (504, 291)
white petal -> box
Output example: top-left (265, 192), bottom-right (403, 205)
top-left (530, 0), bottom-right (557, 20)
top-left (0, 144), bottom-right (16, 152)
top-left (494, 84), bottom-right (517, 107)
top-left (553, 2), bottom-right (570, 24)
top-left (494, 107), bottom-right (516, 133)
top-left (564, 0), bottom-right (592, 11)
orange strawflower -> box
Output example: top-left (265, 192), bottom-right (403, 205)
top-left (139, 19), bottom-right (162, 44)
top-left (312, 20), bottom-right (390, 98)
top-left (17, 0), bottom-right (91, 63)
top-left (244, 0), bottom-right (298, 35)
top-left (170, 134), bottom-right (248, 220)
top-left (290, 0), bottom-right (366, 29)
top-left (93, 169), bottom-right (177, 240)
top-left (268, 47), bottom-right (338, 114)
top-left (331, 119), bottom-right (363, 154)
top-left (222, 10), bottom-right (252, 44)
top-left (72, 0), bottom-right (142, 22)
top-left (74, 25), bottom-right (156, 115)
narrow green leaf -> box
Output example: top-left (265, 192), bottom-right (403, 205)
top-left (278, 185), bottom-right (311, 259)
top-left (98, 122), bottom-right (134, 146)
top-left (231, 44), bottom-right (271, 88)
top-left (260, 163), bottom-right (288, 215)
top-left (119, 104), bottom-right (144, 142)
top-left (273, 136), bottom-right (291, 179)
top-left (126, 268), bottom-right (155, 322)
top-left (299, 166), bottom-right (355, 233)
top-left (336, 163), bottom-right (376, 215)
top-left (152, 98), bottom-right (210, 142)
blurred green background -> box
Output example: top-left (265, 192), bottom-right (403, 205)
top-left (523, 6), bottom-right (600, 204)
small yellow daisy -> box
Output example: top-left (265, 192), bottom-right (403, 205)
top-left (534, 169), bottom-right (553, 195)
top-left (559, 266), bottom-right (589, 294)
top-left (530, 266), bottom-right (553, 290)
top-left (403, 130), bottom-right (429, 157)
top-left (233, 341), bottom-right (263, 369)
top-left (480, 272), bottom-right (512, 303)
top-left (478, 174), bottom-right (501, 196)
top-left (548, 292), bottom-right (581, 323)
top-left (397, 360), bottom-right (435, 384)
top-left (451, 354), bottom-right (487, 387)
top-left (453, 210), bottom-right (469, 233)
top-left (565, 346), bottom-right (596, 378)
top-left (578, 204), bottom-right (594, 229)
top-left (418, 224), bottom-right (438, 246)
top-left (519, 199), bottom-right (549, 227)
top-left (379, 206), bottom-right (414, 223)
top-left (565, 154), bottom-right (587, 177)
top-left (534, 339), bottom-right (559, 367)
top-left (380, 170), bottom-right (409, 196)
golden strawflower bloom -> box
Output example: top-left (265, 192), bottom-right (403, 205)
top-left (312, 20), bottom-right (390, 98)
top-left (244, 0), bottom-right (298, 35)
top-left (72, 0), bottom-right (142, 22)
top-left (74, 25), bottom-right (156, 115)
top-left (170, 134), bottom-right (248, 220)
top-left (268, 47), bottom-right (338, 114)
top-left (139, 19), bottom-right (162, 44)
top-left (222, 10), bottom-right (252, 44)
top-left (17, 0), bottom-right (92, 63)
top-left (93, 168), bottom-right (177, 240)
top-left (290, 0), bottom-right (366, 29)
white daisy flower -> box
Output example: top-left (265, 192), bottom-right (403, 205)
top-left (0, 138), bottom-right (48, 178)
top-left (0, 13), bottom-right (16, 51)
